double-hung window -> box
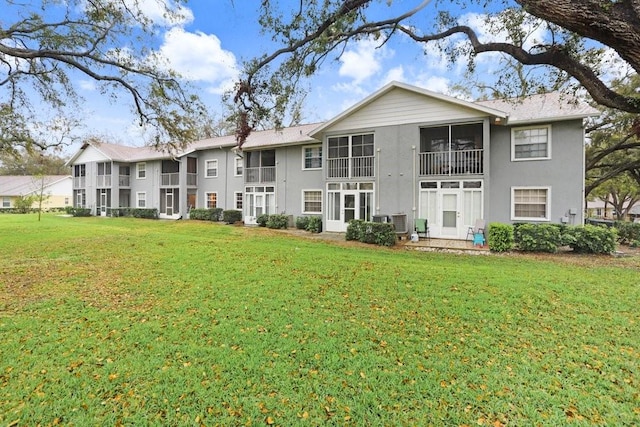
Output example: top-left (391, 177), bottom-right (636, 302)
top-left (303, 146), bottom-right (322, 170)
top-left (512, 187), bottom-right (550, 220)
top-left (205, 160), bottom-right (218, 178)
top-left (234, 191), bottom-right (243, 210)
top-left (137, 162), bottom-right (146, 179)
top-left (234, 158), bottom-right (243, 176)
top-left (302, 190), bottom-right (322, 214)
top-left (137, 192), bottom-right (146, 208)
top-left (512, 125), bottom-right (551, 160)
top-left (206, 192), bottom-right (218, 209)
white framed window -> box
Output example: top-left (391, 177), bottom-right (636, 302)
top-left (137, 192), bottom-right (146, 208)
top-left (511, 125), bottom-right (551, 161)
top-left (205, 159), bottom-right (218, 178)
top-left (234, 157), bottom-right (243, 176)
top-left (2, 197), bottom-right (10, 208)
top-left (234, 191), bottom-right (243, 210)
top-left (302, 145), bottom-right (322, 170)
top-left (137, 162), bottom-right (146, 179)
top-left (302, 190), bottom-right (322, 214)
top-left (511, 187), bottom-right (550, 221)
top-left (64, 197), bottom-right (70, 206)
top-left (206, 192), bottom-right (218, 209)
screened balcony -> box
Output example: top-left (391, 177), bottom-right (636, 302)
top-left (419, 123), bottom-right (484, 176)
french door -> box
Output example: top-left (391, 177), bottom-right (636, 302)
top-left (326, 182), bottom-right (374, 232)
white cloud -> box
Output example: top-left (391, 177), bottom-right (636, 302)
top-left (159, 28), bottom-right (239, 94)
top-left (78, 80), bottom-right (96, 91)
top-left (413, 75), bottom-right (451, 94)
top-left (382, 66), bottom-right (405, 84)
top-left (338, 37), bottom-right (393, 83)
top-left (126, 0), bottom-right (194, 26)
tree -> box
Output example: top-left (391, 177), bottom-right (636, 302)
top-left (0, 150), bottom-right (69, 175)
top-left (32, 174), bottom-right (51, 221)
top-left (234, 0), bottom-right (640, 145)
top-left (1, 0), bottom-right (206, 155)
top-left (589, 173), bottom-right (640, 220)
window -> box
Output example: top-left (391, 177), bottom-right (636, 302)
top-left (512, 125), bottom-right (551, 160)
top-left (137, 162), bottom-right (146, 179)
top-left (2, 197), bottom-right (10, 208)
top-left (64, 197), bottom-right (69, 206)
top-left (234, 191), bottom-right (243, 210)
top-left (512, 187), bottom-right (550, 220)
top-left (303, 190), bottom-right (322, 214)
top-left (303, 146), bottom-right (322, 169)
top-left (327, 134), bottom-right (375, 178)
top-left (73, 164), bottom-right (86, 177)
top-left (74, 189), bottom-right (86, 208)
top-left (205, 160), bottom-right (218, 178)
top-left (206, 192), bottom-right (218, 209)
top-left (137, 192), bottom-right (146, 208)
top-left (234, 157), bottom-right (243, 176)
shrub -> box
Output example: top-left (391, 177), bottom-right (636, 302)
top-left (615, 221), bottom-right (640, 244)
top-left (223, 210), bottom-right (243, 224)
top-left (295, 216), bottom-right (310, 230)
top-left (514, 223), bottom-right (562, 253)
top-left (266, 214), bottom-right (289, 229)
top-left (14, 195), bottom-right (35, 214)
top-left (71, 208), bottom-right (92, 217)
top-left (256, 214), bottom-right (269, 227)
top-left (189, 208), bottom-right (223, 221)
top-left (488, 223), bottom-right (514, 252)
top-left (565, 224), bottom-right (617, 254)
top-left (130, 208), bottom-right (158, 219)
top-left (346, 220), bottom-right (396, 246)
top-left (306, 216), bottom-right (322, 233)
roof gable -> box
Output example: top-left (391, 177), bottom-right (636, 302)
top-left (311, 81), bottom-right (507, 137)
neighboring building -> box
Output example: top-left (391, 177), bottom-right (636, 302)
top-left (586, 198), bottom-right (617, 219)
top-left (66, 82), bottom-right (598, 239)
top-left (0, 175), bottom-right (72, 210)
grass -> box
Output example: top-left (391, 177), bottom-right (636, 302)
top-left (0, 214), bottom-right (639, 426)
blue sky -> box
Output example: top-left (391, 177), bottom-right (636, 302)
top-left (34, 0), bottom-right (623, 149)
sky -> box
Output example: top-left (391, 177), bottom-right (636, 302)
top-left (9, 0), bottom-right (626, 151)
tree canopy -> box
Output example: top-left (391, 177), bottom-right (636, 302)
top-left (1, 0), bottom-right (206, 155)
top-left (234, 0), bottom-right (640, 145)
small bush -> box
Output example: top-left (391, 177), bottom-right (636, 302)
top-left (346, 220), bottom-right (396, 246)
top-left (256, 214), bottom-right (269, 227)
top-left (223, 210), bottom-right (243, 224)
top-left (565, 224), bottom-right (617, 254)
top-left (514, 223), bottom-right (562, 253)
top-left (295, 216), bottom-right (310, 230)
top-left (189, 208), bottom-right (223, 221)
top-left (488, 223), bottom-right (514, 252)
top-left (615, 221), bottom-right (640, 244)
top-left (306, 216), bottom-right (322, 234)
top-left (266, 214), bottom-right (289, 229)
top-left (131, 208), bottom-right (158, 219)
top-left (71, 208), bottom-right (92, 217)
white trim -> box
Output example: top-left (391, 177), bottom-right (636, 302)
top-left (205, 159), bottom-right (218, 178)
top-left (234, 157), bottom-right (243, 177)
top-left (136, 162), bottom-right (146, 179)
top-left (301, 189), bottom-right (323, 214)
top-left (205, 191), bottom-right (218, 209)
top-left (301, 145), bottom-right (323, 170)
top-left (511, 124), bottom-right (552, 161)
top-left (511, 186), bottom-right (551, 221)
top-left (136, 191), bottom-right (146, 208)
top-left (234, 191), bottom-right (243, 210)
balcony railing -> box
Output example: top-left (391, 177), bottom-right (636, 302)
top-left (245, 166), bottom-right (276, 183)
top-left (73, 176), bottom-right (86, 188)
top-left (161, 172), bottom-right (180, 186)
top-left (96, 175), bottom-right (112, 188)
top-left (327, 156), bottom-right (375, 178)
top-left (119, 175), bottom-right (130, 187)
top-left (419, 149), bottom-right (483, 176)
top-left (187, 173), bottom-right (197, 186)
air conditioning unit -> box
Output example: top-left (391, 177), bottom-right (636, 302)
top-left (391, 214), bottom-right (408, 234)
top-left (372, 215), bottom-right (390, 223)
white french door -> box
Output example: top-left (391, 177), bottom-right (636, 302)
top-left (244, 186), bottom-right (275, 225)
top-left (440, 191), bottom-right (460, 237)
top-left (326, 183), bottom-right (374, 232)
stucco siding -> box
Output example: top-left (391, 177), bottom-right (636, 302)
top-left (488, 120), bottom-right (585, 225)
top-left (274, 145), bottom-right (324, 218)
top-left (327, 87), bottom-right (488, 133)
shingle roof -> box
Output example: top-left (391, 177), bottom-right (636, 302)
top-left (476, 92), bottom-right (600, 124)
top-left (0, 175), bottom-right (70, 196)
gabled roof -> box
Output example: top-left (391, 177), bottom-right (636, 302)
top-left (310, 81), bottom-right (509, 138)
top-left (0, 175), bottom-right (71, 196)
top-left (65, 140), bottom-right (170, 166)
top-left (476, 92), bottom-right (600, 124)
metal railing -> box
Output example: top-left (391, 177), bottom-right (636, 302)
top-left (96, 175), bottom-right (112, 188)
top-left (161, 172), bottom-right (180, 186)
top-left (119, 175), bottom-right (130, 187)
top-left (187, 173), bottom-right (197, 186)
top-left (419, 149), bottom-right (483, 176)
top-left (245, 166), bottom-right (276, 183)
top-left (327, 156), bottom-right (375, 178)
top-left (73, 176), bottom-right (86, 188)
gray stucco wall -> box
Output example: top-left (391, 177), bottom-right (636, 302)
top-left (488, 119), bottom-right (585, 225)
top-left (274, 144), bottom-right (324, 218)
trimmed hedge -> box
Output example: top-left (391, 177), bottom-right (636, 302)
top-left (256, 214), bottom-right (269, 227)
top-left (565, 224), bottom-right (617, 254)
top-left (111, 208), bottom-right (158, 219)
top-left (295, 216), bottom-right (309, 230)
top-left (189, 208), bottom-right (223, 221)
top-left (266, 214), bottom-right (289, 229)
top-left (514, 223), bottom-right (563, 253)
top-left (222, 210), bottom-right (243, 224)
top-left (615, 221), bottom-right (640, 244)
top-left (346, 219), bottom-right (396, 246)
top-left (488, 223), bottom-right (514, 252)
top-left (70, 208), bottom-right (92, 217)
top-left (306, 216), bottom-right (322, 233)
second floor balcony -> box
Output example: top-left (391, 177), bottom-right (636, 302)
top-left (327, 156), bottom-right (375, 178)
top-left (419, 149), bottom-right (483, 176)
top-left (119, 175), bottom-right (130, 187)
top-left (245, 166), bottom-right (276, 183)
top-left (96, 175), bottom-right (112, 188)
top-left (73, 176), bottom-right (86, 188)
top-left (161, 172), bottom-right (180, 186)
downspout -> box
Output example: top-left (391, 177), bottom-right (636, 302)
top-left (412, 145), bottom-right (416, 223)
top-left (376, 148), bottom-right (381, 213)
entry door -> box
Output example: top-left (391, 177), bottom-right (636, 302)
top-left (343, 191), bottom-right (356, 224)
top-left (99, 190), bottom-right (108, 216)
top-left (166, 191), bottom-right (173, 216)
top-left (441, 191), bottom-right (460, 237)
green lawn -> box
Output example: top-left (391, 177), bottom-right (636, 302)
top-left (1, 214), bottom-right (638, 426)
